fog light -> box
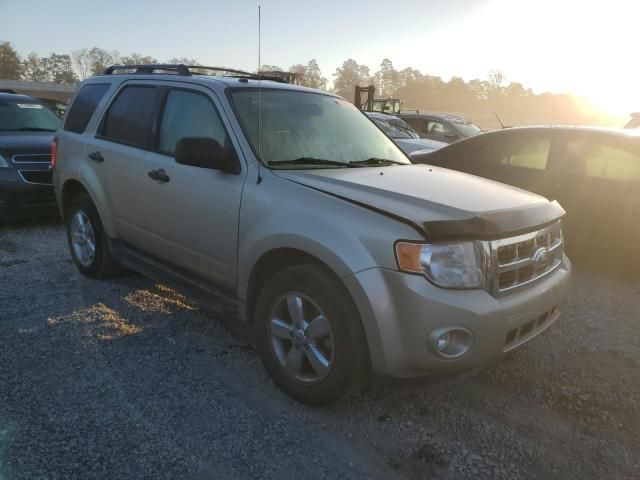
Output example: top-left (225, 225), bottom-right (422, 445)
top-left (428, 327), bottom-right (474, 359)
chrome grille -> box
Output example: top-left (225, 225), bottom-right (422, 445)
top-left (18, 170), bottom-right (53, 185)
top-left (12, 153), bottom-right (52, 164)
top-left (490, 222), bottom-right (563, 295)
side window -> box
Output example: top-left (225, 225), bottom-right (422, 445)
top-left (101, 86), bottom-right (157, 148)
top-left (427, 121), bottom-right (447, 134)
top-left (426, 121), bottom-right (455, 138)
top-left (158, 89), bottom-right (230, 155)
top-left (497, 137), bottom-right (550, 170)
top-left (404, 118), bottom-right (428, 135)
top-left (64, 83), bottom-right (110, 133)
top-left (565, 139), bottom-right (640, 182)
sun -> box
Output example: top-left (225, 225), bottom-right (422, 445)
top-left (591, 91), bottom-right (635, 119)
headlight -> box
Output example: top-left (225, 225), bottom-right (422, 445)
top-left (0, 154), bottom-right (8, 168)
top-left (395, 241), bottom-right (486, 289)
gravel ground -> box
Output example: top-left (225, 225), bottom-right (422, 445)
top-left (0, 220), bottom-right (638, 480)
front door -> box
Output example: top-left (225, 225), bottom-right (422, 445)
top-left (140, 85), bottom-right (247, 288)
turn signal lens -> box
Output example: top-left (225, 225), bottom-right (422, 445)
top-left (395, 242), bottom-right (423, 273)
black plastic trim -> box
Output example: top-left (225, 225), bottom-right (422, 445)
top-left (422, 201), bottom-right (566, 241)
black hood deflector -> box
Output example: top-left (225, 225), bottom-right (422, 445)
top-left (422, 201), bottom-right (565, 241)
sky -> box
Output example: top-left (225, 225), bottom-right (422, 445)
top-left (2, 0), bottom-right (637, 115)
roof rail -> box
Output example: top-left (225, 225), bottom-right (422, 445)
top-left (102, 64), bottom-right (291, 83)
top-left (103, 64), bottom-right (192, 75)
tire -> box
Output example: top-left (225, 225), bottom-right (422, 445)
top-left (255, 263), bottom-right (370, 406)
top-left (65, 194), bottom-right (122, 278)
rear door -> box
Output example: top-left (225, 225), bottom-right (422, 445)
top-left (551, 133), bottom-right (640, 267)
top-left (139, 84), bottom-right (247, 287)
top-left (91, 82), bottom-right (161, 246)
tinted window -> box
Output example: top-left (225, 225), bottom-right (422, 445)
top-left (565, 139), bottom-right (640, 182)
top-left (64, 84), bottom-right (110, 133)
top-left (450, 119), bottom-right (481, 137)
top-left (497, 137), bottom-right (550, 170)
top-left (427, 121), bottom-right (447, 134)
top-left (102, 86), bottom-right (157, 148)
top-left (403, 117), bottom-right (428, 135)
top-left (371, 116), bottom-right (420, 139)
top-left (159, 90), bottom-right (229, 155)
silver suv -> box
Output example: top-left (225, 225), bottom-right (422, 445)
top-left (53, 64), bottom-right (571, 405)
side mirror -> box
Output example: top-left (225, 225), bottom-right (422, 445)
top-left (175, 137), bottom-right (240, 174)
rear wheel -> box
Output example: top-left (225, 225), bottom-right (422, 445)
top-left (255, 264), bottom-right (369, 406)
top-left (65, 195), bottom-right (122, 278)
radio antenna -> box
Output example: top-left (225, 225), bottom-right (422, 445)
top-left (256, 5), bottom-right (263, 184)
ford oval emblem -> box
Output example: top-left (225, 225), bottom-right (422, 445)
top-left (532, 247), bottom-right (551, 269)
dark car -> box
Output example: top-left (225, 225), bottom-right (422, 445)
top-left (398, 112), bottom-right (482, 143)
top-left (412, 126), bottom-right (640, 274)
top-left (38, 98), bottom-right (68, 118)
top-left (0, 93), bottom-right (61, 220)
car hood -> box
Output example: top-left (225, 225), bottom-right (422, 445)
top-left (394, 138), bottom-right (447, 154)
top-left (0, 131), bottom-right (54, 156)
top-left (274, 164), bottom-right (565, 240)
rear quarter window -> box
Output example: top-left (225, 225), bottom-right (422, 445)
top-left (564, 138), bottom-right (640, 182)
top-left (64, 83), bottom-right (110, 133)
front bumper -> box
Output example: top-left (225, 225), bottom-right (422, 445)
top-left (343, 255), bottom-right (571, 378)
top-left (0, 169), bottom-right (58, 219)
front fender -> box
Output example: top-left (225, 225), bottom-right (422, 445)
top-left (237, 217), bottom-right (370, 301)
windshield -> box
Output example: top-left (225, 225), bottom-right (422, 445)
top-left (452, 120), bottom-right (482, 137)
top-left (0, 98), bottom-right (61, 132)
top-left (230, 89), bottom-right (410, 168)
top-left (370, 115), bottom-right (421, 139)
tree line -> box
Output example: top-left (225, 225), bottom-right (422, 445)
top-left (0, 40), bottom-right (604, 125)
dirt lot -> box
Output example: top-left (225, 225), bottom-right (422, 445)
top-left (1, 220), bottom-right (638, 480)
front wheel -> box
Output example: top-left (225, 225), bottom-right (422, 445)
top-left (255, 264), bottom-right (369, 406)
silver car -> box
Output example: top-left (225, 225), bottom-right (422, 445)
top-left (53, 64), bottom-right (570, 405)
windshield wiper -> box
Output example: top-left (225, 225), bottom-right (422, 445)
top-left (349, 158), bottom-right (406, 166)
top-left (268, 157), bottom-right (354, 168)
top-left (12, 127), bottom-right (57, 132)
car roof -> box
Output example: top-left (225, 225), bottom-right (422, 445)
top-left (482, 125), bottom-right (640, 138)
top-left (0, 92), bottom-right (40, 102)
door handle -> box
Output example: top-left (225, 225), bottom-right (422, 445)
top-left (148, 169), bottom-right (170, 183)
top-left (88, 151), bottom-right (104, 162)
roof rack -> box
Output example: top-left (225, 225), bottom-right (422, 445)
top-left (103, 64), bottom-right (191, 75)
top-left (102, 64), bottom-right (291, 83)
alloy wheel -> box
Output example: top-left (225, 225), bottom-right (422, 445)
top-left (269, 292), bottom-right (335, 384)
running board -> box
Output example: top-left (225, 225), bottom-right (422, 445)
top-left (107, 238), bottom-right (239, 317)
